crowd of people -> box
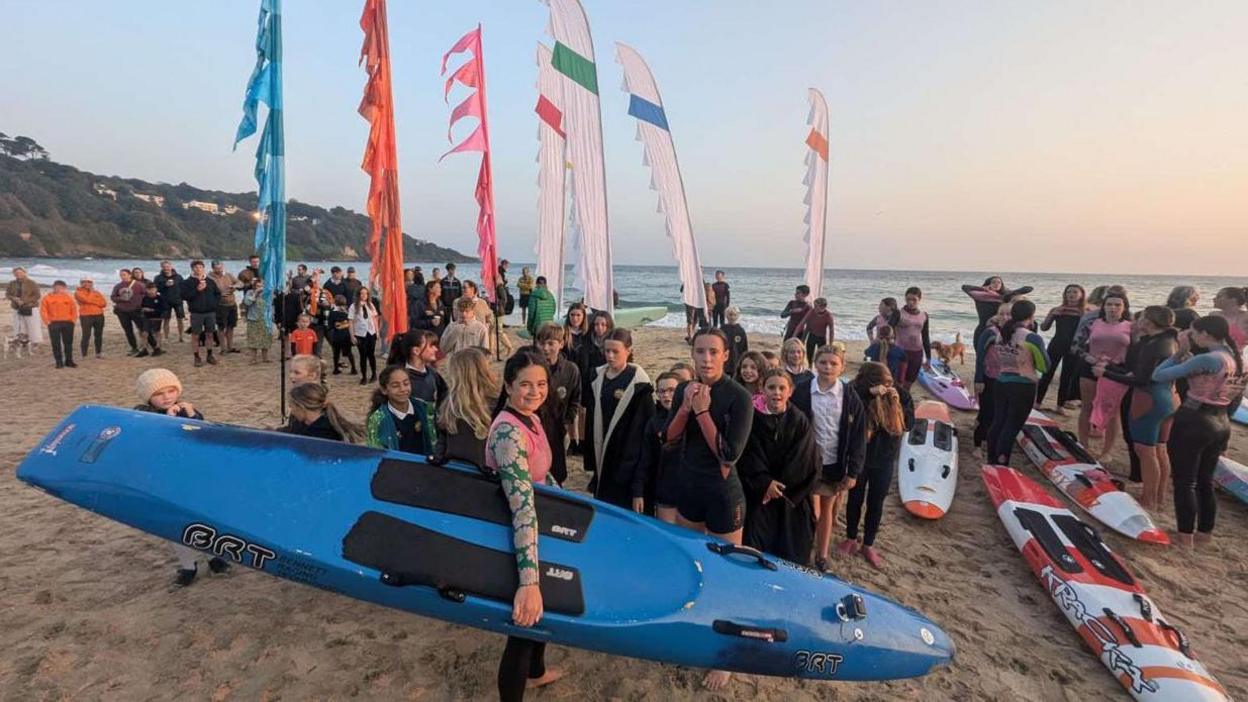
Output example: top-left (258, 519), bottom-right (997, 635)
top-left (964, 279), bottom-right (1248, 552)
top-left (10, 259), bottom-right (1248, 699)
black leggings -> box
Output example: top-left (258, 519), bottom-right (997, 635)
top-left (355, 334), bottom-right (377, 379)
top-left (988, 381), bottom-right (1037, 464)
top-left (115, 310), bottom-right (139, 351)
top-left (332, 340), bottom-right (355, 372)
top-left (1167, 406), bottom-right (1230, 534)
top-left (1036, 337), bottom-right (1078, 405)
top-left (846, 459), bottom-right (893, 547)
top-left (974, 378), bottom-right (996, 448)
top-left (79, 315), bottom-right (104, 355)
top-left (498, 636), bottom-right (546, 702)
top-left (711, 307), bottom-right (726, 328)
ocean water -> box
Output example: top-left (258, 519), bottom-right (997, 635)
top-left (2, 258), bottom-right (1242, 342)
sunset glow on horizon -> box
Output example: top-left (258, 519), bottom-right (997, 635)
top-left (2, 0), bottom-right (1244, 274)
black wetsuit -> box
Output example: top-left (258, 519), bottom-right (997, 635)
top-left (963, 284), bottom-right (1033, 342)
top-left (639, 406), bottom-right (680, 508)
top-left (845, 386), bottom-right (913, 548)
top-left (1036, 309), bottom-right (1082, 406)
top-left (1104, 329), bottom-right (1180, 483)
top-left (671, 376), bottom-right (754, 533)
top-left (720, 322), bottom-right (748, 376)
top-left (711, 281), bottom-right (730, 327)
top-left (780, 299), bottom-right (811, 340)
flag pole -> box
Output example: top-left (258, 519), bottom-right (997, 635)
top-left (477, 24), bottom-right (503, 361)
top-left (279, 283), bottom-right (288, 419)
top-left (233, 0), bottom-right (287, 423)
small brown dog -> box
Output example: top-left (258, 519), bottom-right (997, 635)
top-left (932, 333), bottom-right (967, 366)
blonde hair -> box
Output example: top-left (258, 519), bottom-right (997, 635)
top-left (438, 347), bottom-right (498, 439)
top-left (290, 354), bottom-right (328, 388)
top-left (288, 384), bottom-right (365, 444)
top-left (812, 342), bottom-right (847, 368)
top-left (781, 338), bottom-right (809, 372)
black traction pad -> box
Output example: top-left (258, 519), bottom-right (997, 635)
top-left (933, 421), bottom-right (954, 451)
top-left (343, 511), bottom-right (586, 616)
top-left (1022, 425), bottom-right (1064, 462)
top-left (1013, 507), bottom-right (1083, 574)
top-left (908, 418), bottom-right (929, 446)
top-left (1045, 426), bottom-right (1097, 465)
top-left (371, 459), bottom-right (594, 543)
top-left (1052, 514), bottom-right (1133, 586)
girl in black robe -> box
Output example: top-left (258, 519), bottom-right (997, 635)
top-left (584, 328), bottom-right (656, 511)
top-left (739, 369), bottom-right (820, 565)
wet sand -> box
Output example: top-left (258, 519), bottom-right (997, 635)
top-left (1, 314), bottom-right (1245, 700)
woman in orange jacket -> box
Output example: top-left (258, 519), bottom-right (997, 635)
top-left (40, 280), bottom-right (78, 368)
top-left (75, 278), bottom-right (107, 358)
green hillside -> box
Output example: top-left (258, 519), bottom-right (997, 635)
top-left (0, 144), bottom-right (474, 263)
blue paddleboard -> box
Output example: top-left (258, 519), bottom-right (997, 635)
top-left (17, 406), bottom-right (953, 682)
top-left (1232, 398), bottom-right (1248, 426)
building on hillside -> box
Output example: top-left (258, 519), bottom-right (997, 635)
top-left (133, 192), bottom-right (166, 207)
top-left (182, 200), bottom-right (220, 214)
top-left (223, 204), bottom-right (242, 215)
top-left (92, 183), bottom-right (118, 200)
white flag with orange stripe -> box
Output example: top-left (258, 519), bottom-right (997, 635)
top-left (803, 88), bottom-right (830, 299)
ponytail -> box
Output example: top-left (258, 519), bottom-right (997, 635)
top-left (875, 325), bottom-right (895, 366)
top-left (289, 383), bottom-right (365, 444)
top-left (1000, 300), bottom-right (1036, 341)
top-left (1193, 315), bottom-right (1243, 376)
top-left (852, 362), bottom-right (906, 440)
top-left (325, 402), bottom-right (366, 444)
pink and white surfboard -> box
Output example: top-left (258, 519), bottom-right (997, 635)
top-left (1016, 410), bottom-right (1168, 545)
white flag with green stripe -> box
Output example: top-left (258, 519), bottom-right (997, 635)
top-left (543, 0), bottom-right (613, 314)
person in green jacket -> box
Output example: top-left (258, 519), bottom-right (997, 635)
top-left (525, 276), bottom-right (557, 338)
top-left (365, 366), bottom-right (436, 454)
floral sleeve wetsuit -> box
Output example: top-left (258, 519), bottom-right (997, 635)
top-left (485, 409), bottom-right (554, 586)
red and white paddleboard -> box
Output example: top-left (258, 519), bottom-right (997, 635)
top-left (982, 465), bottom-right (1229, 701)
top-left (897, 401), bottom-right (958, 519)
top-left (1016, 410), bottom-right (1168, 545)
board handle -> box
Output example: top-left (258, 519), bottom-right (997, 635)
top-left (712, 619), bottom-right (788, 643)
top-left (1102, 608), bottom-right (1142, 648)
top-left (1158, 620), bottom-right (1193, 658)
top-left (706, 542), bottom-right (778, 571)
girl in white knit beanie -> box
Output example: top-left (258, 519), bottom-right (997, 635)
top-left (133, 368), bottom-right (229, 586)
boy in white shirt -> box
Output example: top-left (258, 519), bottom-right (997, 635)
top-left (440, 297), bottom-right (489, 355)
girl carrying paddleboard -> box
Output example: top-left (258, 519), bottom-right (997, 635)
top-left (486, 350), bottom-right (565, 700)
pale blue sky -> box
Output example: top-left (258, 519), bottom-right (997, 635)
top-left (2, 1), bottom-right (1245, 273)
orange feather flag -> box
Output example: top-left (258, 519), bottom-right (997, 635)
top-left (359, 0), bottom-right (407, 341)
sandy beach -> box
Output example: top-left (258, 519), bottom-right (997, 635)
top-left (1, 312), bottom-right (1245, 701)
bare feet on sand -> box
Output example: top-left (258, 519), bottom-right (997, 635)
top-left (526, 668), bottom-right (566, 690)
top-left (703, 670), bottom-right (732, 690)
